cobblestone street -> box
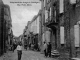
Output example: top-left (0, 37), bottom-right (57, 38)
top-left (0, 48), bottom-right (58, 60)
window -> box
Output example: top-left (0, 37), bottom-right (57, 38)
top-left (76, 0), bottom-right (80, 3)
top-left (49, 7), bottom-right (51, 20)
top-left (46, 0), bottom-right (51, 4)
top-left (74, 25), bottom-right (79, 47)
top-left (54, 10), bottom-right (56, 22)
top-left (44, 0), bottom-right (46, 7)
top-left (60, 26), bottom-right (64, 44)
top-left (70, 0), bottom-right (76, 4)
top-left (59, 0), bottom-right (64, 13)
top-left (4, 8), bottom-right (9, 16)
top-left (45, 10), bottom-right (48, 22)
top-left (46, 0), bottom-right (48, 3)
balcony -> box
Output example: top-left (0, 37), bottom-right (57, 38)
top-left (45, 1), bottom-right (51, 10)
top-left (45, 16), bottom-right (58, 28)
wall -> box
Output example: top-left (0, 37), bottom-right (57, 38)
top-left (62, 1), bottom-right (80, 57)
top-left (0, 2), bottom-right (12, 55)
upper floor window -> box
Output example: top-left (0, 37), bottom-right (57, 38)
top-left (44, 0), bottom-right (46, 7)
top-left (45, 10), bottom-right (48, 22)
top-left (76, 0), bottom-right (80, 3)
top-left (4, 8), bottom-right (9, 16)
top-left (46, 0), bottom-right (51, 4)
top-left (59, 0), bottom-right (64, 13)
top-left (70, 0), bottom-right (76, 4)
top-left (70, 0), bottom-right (80, 4)
top-left (49, 7), bottom-right (51, 20)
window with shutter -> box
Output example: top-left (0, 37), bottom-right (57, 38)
top-left (59, 0), bottom-right (64, 13)
top-left (74, 25), bottom-right (79, 47)
top-left (49, 7), bottom-right (51, 21)
top-left (60, 26), bottom-right (64, 44)
top-left (70, 0), bottom-right (76, 4)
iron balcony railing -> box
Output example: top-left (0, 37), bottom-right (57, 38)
top-left (45, 16), bottom-right (56, 24)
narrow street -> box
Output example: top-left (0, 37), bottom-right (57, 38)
top-left (0, 0), bottom-right (80, 60)
top-left (0, 47), bottom-right (58, 60)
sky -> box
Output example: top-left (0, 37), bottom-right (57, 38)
top-left (2, 0), bottom-right (41, 37)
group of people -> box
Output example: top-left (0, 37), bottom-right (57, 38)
top-left (12, 43), bottom-right (17, 52)
top-left (8, 42), bottom-right (17, 52)
top-left (43, 42), bottom-right (52, 57)
top-left (9, 41), bottom-right (51, 60)
top-left (28, 43), bottom-right (40, 51)
top-left (16, 42), bottom-right (52, 60)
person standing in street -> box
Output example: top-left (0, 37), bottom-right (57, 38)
top-left (47, 43), bottom-right (49, 57)
top-left (47, 42), bottom-right (51, 57)
top-left (13, 43), bottom-right (16, 52)
top-left (17, 42), bottom-right (22, 60)
top-left (29, 43), bottom-right (31, 50)
top-left (43, 42), bottom-right (47, 57)
top-left (38, 42), bottom-right (40, 51)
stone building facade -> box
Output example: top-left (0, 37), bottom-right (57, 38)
top-left (0, 0), bottom-right (12, 56)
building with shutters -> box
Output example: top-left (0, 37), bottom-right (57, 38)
top-left (0, 0), bottom-right (12, 56)
top-left (40, 0), bottom-right (60, 50)
top-left (22, 10), bottom-right (42, 50)
top-left (39, 0), bottom-right (52, 52)
top-left (63, 0), bottom-right (80, 57)
top-left (29, 14), bottom-right (41, 46)
top-left (40, 0), bottom-right (80, 58)
top-left (0, 0), bottom-right (5, 55)
top-left (58, 0), bottom-right (80, 58)
top-left (4, 4), bottom-right (12, 46)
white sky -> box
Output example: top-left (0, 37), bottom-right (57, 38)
top-left (2, 0), bottom-right (41, 37)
